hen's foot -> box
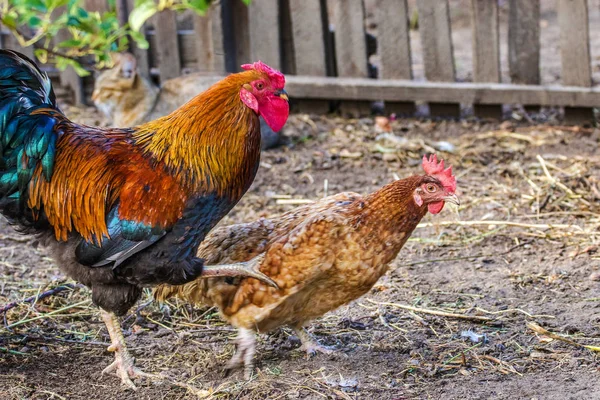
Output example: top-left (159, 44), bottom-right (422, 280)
top-left (101, 310), bottom-right (162, 390)
top-left (224, 328), bottom-right (256, 380)
top-left (294, 327), bottom-right (336, 358)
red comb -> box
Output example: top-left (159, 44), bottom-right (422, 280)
top-left (422, 154), bottom-right (456, 193)
top-left (241, 61), bottom-right (285, 89)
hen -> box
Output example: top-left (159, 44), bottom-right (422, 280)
top-left (155, 155), bottom-right (458, 378)
top-left (0, 50), bottom-right (288, 388)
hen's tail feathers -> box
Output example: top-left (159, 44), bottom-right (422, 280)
top-left (0, 50), bottom-right (64, 231)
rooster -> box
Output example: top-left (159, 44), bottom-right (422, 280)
top-left (155, 155), bottom-right (458, 378)
top-left (0, 50), bottom-right (289, 388)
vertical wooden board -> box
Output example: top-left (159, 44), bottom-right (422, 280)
top-left (415, 0), bottom-right (458, 118)
top-left (247, 0), bottom-right (280, 70)
top-left (115, 0), bottom-right (128, 26)
top-left (558, 0), bottom-right (593, 124)
top-left (330, 0), bottom-right (368, 78)
top-left (193, 3), bottom-right (225, 74)
top-left (558, 0), bottom-right (591, 87)
top-left (470, 0), bottom-right (501, 119)
top-left (470, 0), bottom-right (499, 83)
top-left (376, 0), bottom-right (411, 80)
top-left (280, 0), bottom-right (295, 74)
top-left (154, 9), bottom-right (182, 81)
top-left (289, 0), bottom-right (327, 76)
top-left (508, 0), bottom-right (540, 85)
top-left (288, 0), bottom-right (329, 113)
top-left (375, 0), bottom-right (414, 115)
top-left (415, 0), bottom-right (455, 82)
top-left (232, 0), bottom-right (251, 68)
top-left (125, 0), bottom-right (151, 78)
top-left (330, 0), bottom-right (369, 117)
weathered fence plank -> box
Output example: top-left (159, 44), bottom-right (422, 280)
top-left (470, 0), bottom-right (501, 119)
top-left (154, 9), bottom-right (182, 81)
top-left (330, 0), bottom-right (370, 117)
top-left (508, 0), bottom-right (539, 85)
top-left (247, 0), bottom-right (280, 70)
top-left (508, 0), bottom-right (540, 115)
top-left (376, 0), bottom-right (414, 115)
top-left (415, 0), bottom-right (459, 118)
top-left (280, 0), bottom-right (295, 75)
top-left (231, 0), bottom-right (251, 68)
top-left (289, 0), bottom-right (329, 113)
top-left (193, 3), bottom-right (226, 74)
top-left (558, 0), bottom-right (593, 124)
top-left (125, 0), bottom-right (150, 78)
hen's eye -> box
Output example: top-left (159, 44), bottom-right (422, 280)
top-left (256, 82), bottom-right (264, 90)
top-left (426, 184), bottom-right (436, 192)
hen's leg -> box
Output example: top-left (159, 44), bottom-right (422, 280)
top-left (224, 328), bottom-right (257, 380)
top-left (101, 310), bottom-right (158, 390)
top-left (294, 326), bottom-right (335, 357)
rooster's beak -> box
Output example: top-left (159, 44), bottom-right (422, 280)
top-left (275, 89), bottom-right (289, 102)
top-left (444, 193), bottom-right (460, 206)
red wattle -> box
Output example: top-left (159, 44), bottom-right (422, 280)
top-left (428, 201), bottom-right (445, 214)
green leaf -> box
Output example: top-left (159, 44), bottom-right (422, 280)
top-left (129, 0), bottom-right (156, 31)
top-left (76, 7), bottom-right (89, 19)
top-left (241, 0), bottom-right (252, 5)
top-left (57, 38), bottom-right (82, 48)
top-left (187, 0), bottom-right (209, 15)
top-left (28, 16), bottom-right (43, 28)
top-left (1, 15), bottom-right (17, 30)
top-left (129, 30), bottom-right (149, 49)
top-left (70, 61), bottom-right (90, 77)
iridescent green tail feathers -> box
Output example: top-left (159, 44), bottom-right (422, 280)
top-left (0, 50), bottom-right (63, 229)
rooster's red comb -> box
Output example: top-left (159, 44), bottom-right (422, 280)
top-left (422, 154), bottom-right (456, 193)
top-left (241, 61), bottom-right (285, 89)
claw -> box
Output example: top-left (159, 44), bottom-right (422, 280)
top-left (294, 327), bottom-right (336, 358)
top-left (101, 310), bottom-right (162, 390)
top-left (200, 254), bottom-right (278, 289)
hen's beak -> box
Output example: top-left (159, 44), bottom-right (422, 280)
top-left (444, 193), bottom-right (460, 206)
top-left (275, 89), bottom-right (289, 102)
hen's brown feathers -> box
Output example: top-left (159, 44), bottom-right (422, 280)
top-left (155, 177), bottom-right (429, 332)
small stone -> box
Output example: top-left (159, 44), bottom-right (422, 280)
top-left (589, 272), bottom-right (600, 281)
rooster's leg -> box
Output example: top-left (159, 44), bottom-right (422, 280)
top-left (101, 310), bottom-right (158, 390)
top-left (294, 327), bottom-right (335, 357)
top-left (201, 254), bottom-right (278, 288)
top-left (224, 328), bottom-right (256, 380)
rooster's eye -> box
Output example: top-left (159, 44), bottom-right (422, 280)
top-left (426, 184), bottom-right (436, 193)
top-left (256, 82), bottom-right (264, 90)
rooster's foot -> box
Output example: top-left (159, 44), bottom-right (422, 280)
top-left (101, 310), bottom-right (161, 390)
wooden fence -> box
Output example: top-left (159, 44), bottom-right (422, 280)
top-left (1, 0), bottom-right (599, 122)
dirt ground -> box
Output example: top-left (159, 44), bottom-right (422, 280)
top-left (0, 108), bottom-right (599, 399)
top-left (2, 1), bottom-right (600, 397)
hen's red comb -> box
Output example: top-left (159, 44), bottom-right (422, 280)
top-left (422, 154), bottom-right (456, 193)
top-left (241, 61), bottom-right (285, 89)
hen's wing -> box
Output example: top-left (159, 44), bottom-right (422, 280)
top-left (154, 192), bottom-right (361, 313)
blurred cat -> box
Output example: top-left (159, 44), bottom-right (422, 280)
top-left (92, 53), bottom-right (283, 149)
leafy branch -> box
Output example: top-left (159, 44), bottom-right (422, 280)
top-left (0, 0), bottom-right (252, 75)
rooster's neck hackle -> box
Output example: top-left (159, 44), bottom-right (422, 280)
top-left (132, 71), bottom-right (263, 198)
